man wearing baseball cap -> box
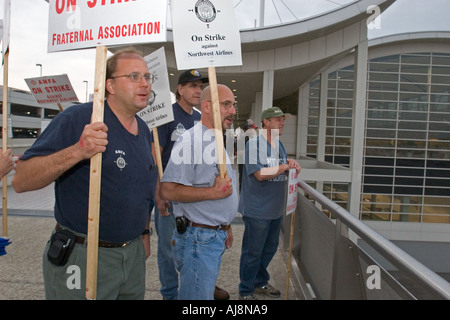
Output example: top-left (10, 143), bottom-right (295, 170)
top-left (238, 106), bottom-right (301, 300)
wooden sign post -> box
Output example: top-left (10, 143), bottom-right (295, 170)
top-left (208, 67), bottom-right (227, 178)
top-left (85, 46), bottom-right (107, 300)
top-left (2, 50), bottom-right (9, 236)
top-left (284, 169), bottom-right (299, 299)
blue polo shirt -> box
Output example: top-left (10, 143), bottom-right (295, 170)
top-left (20, 101), bottom-right (157, 243)
top-left (153, 102), bottom-right (201, 169)
top-left (238, 135), bottom-right (288, 220)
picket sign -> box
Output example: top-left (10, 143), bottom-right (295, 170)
top-left (171, 0), bottom-right (242, 178)
top-left (285, 168), bottom-right (299, 299)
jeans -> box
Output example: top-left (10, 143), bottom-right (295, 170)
top-left (154, 204), bottom-right (179, 300)
top-left (239, 215), bottom-right (283, 296)
top-left (172, 225), bottom-right (227, 300)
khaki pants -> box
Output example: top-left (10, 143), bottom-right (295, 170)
top-left (42, 230), bottom-right (146, 300)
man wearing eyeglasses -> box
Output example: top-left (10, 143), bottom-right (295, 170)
top-left (160, 84), bottom-right (238, 300)
top-left (151, 70), bottom-right (231, 300)
top-left (12, 48), bottom-right (157, 300)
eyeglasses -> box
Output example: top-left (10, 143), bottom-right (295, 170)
top-left (110, 72), bottom-right (153, 84)
top-left (207, 100), bottom-right (237, 110)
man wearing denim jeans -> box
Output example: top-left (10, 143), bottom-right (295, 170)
top-left (160, 84), bottom-right (238, 300)
top-left (238, 107), bottom-right (301, 300)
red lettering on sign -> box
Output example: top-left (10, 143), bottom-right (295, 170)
top-left (55, 0), bottom-right (77, 14)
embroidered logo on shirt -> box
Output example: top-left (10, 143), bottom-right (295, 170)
top-left (114, 150), bottom-right (128, 171)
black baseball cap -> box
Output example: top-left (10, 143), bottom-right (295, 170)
top-left (178, 69), bottom-right (208, 85)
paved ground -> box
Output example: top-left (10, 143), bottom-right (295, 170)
top-left (0, 184), bottom-right (298, 300)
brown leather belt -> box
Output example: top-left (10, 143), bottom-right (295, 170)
top-left (187, 219), bottom-right (231, 231)
top-left (55, 224), bottom-right (132, 248)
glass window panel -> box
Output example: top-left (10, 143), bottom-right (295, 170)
top-left (398, 121), bottom-right (427, 130)
top-left (337, 90), bottom-right (353, 99)
top-left (428, 150), bottom-right (450, 159)
top-left (401, 64), bottom-right (429, 74)
top-left (399, 111), bottom-right (427, 121)
top-left (368, 101), bottom-right (398, 111)
top-left (369, 72), bottom-right (399, 82)
top-left (399, 92), bottom-right (428, 101)
top-left (369, 81), bottom-right (398, 91)
top-left (426, 178), bottom-right (450, 187)
top-left (401, 54), bottom-right (430, 65)
top-left (431, 75), bottom-right (450, 85)
top-left (391, 214), bottom-right (421, 222)
top-left (429, 112), bottom-right (450, 122)
top-left (367, 110), bottom-right (397, 119)
top-left (336, 99), bottom-right (353, 108)
top-left (336, 118), bottom-right (352, 127)
top-left (400, 83), bottom-right (428, 93)
top-left (432, 65), bottom-right (450, 75)
top-left (364, 166), bottom-right (394, 175)
top-left (337, 80), bottom-right (354, 90)
top-left (429, 122), bottom-right (450, 131)
top-left (365, 138), bottom-right (395, 147)
top-left (425, 187), bottom-right (450, 196)
top-left (367, 119), bottom-right (397, 129)
top-left (363, 184), bottom-right (393, 194)
top-left (424, 196), bottom-right (450, 206)
top-left (337, 70), bottom-right (354, 80)
top-left (396, 158), bottom-right (425, 167)
top-left (428, 141), bottom-right (450, 150)
top-left (395, 177), bottom-right (424, 186)
top-left (394, 186), bottom-right (423, 195)
top-left (400, 73), bottom-right (428, 83)
top-left (399, 102), bottom-right (428, 111)
top-left (396, 149), bottom-right (426, 158)
top-left (335, 127), bottom-right (351, 136)
top-left (361, 212), bottom-right (391, 221)
top-left (430, 85), bottom-right (450, 94)
top-left (369, 63), bottom-right (399, 73)
top-left (393, 195), bottom-right (423, 205)
top-left (397, 140), bottom-right (426, 149)
top-left (422, 214), bottom-right (450, 224)
top-left (397, 130), bottom-right (427, 139)
top-left (365, 147), bottom-right (396, 157)
top-left (395, 167), bottom-right (424, 177)
top-left (371, 55), bottom-right (400, 63)
top-left (432, 56), bottom-right (450, 66)
top-left (369, 91), bottom-right (398, 101)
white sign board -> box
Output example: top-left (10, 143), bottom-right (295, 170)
top-left (138, 47), bottom-right (174, 129)
top-left (286, 168), bottom-right (299, 216)
top-left (47, 0), bottom-right (167, 53)
top-left (171, 0), bottom-right (242, 70)
top-left (25, 74), bottom-right (79, 105)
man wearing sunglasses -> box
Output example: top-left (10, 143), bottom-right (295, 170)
top-left (12, 48), bottom-right (157, 300)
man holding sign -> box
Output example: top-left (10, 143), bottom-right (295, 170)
top-left (152, 69), bottom-right (206, 300)
top-left (238, 107), bottom-right (301, 300)
top-left (12, 49), bottom-right (157, 300)
top-left (160, 84), bottom-right (237, 300)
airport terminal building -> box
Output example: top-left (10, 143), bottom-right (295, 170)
top-left (2, 0), bottom-right (449, 268)
top-left (130, 0), bottom-right (450, 248)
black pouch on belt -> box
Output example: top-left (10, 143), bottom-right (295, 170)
top-left (176, 216), bottom-right (188, 234)
top-left (47, 229), bottom-right (76, 266)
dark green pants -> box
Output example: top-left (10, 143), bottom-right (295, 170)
top-left (43, 229), bottom-right (146, 300)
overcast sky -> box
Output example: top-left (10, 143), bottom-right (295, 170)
top-left (1, 0), bottom-right (450, 102)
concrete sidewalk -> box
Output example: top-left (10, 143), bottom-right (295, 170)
top-left (0, 184), bottom-right (298, 300)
